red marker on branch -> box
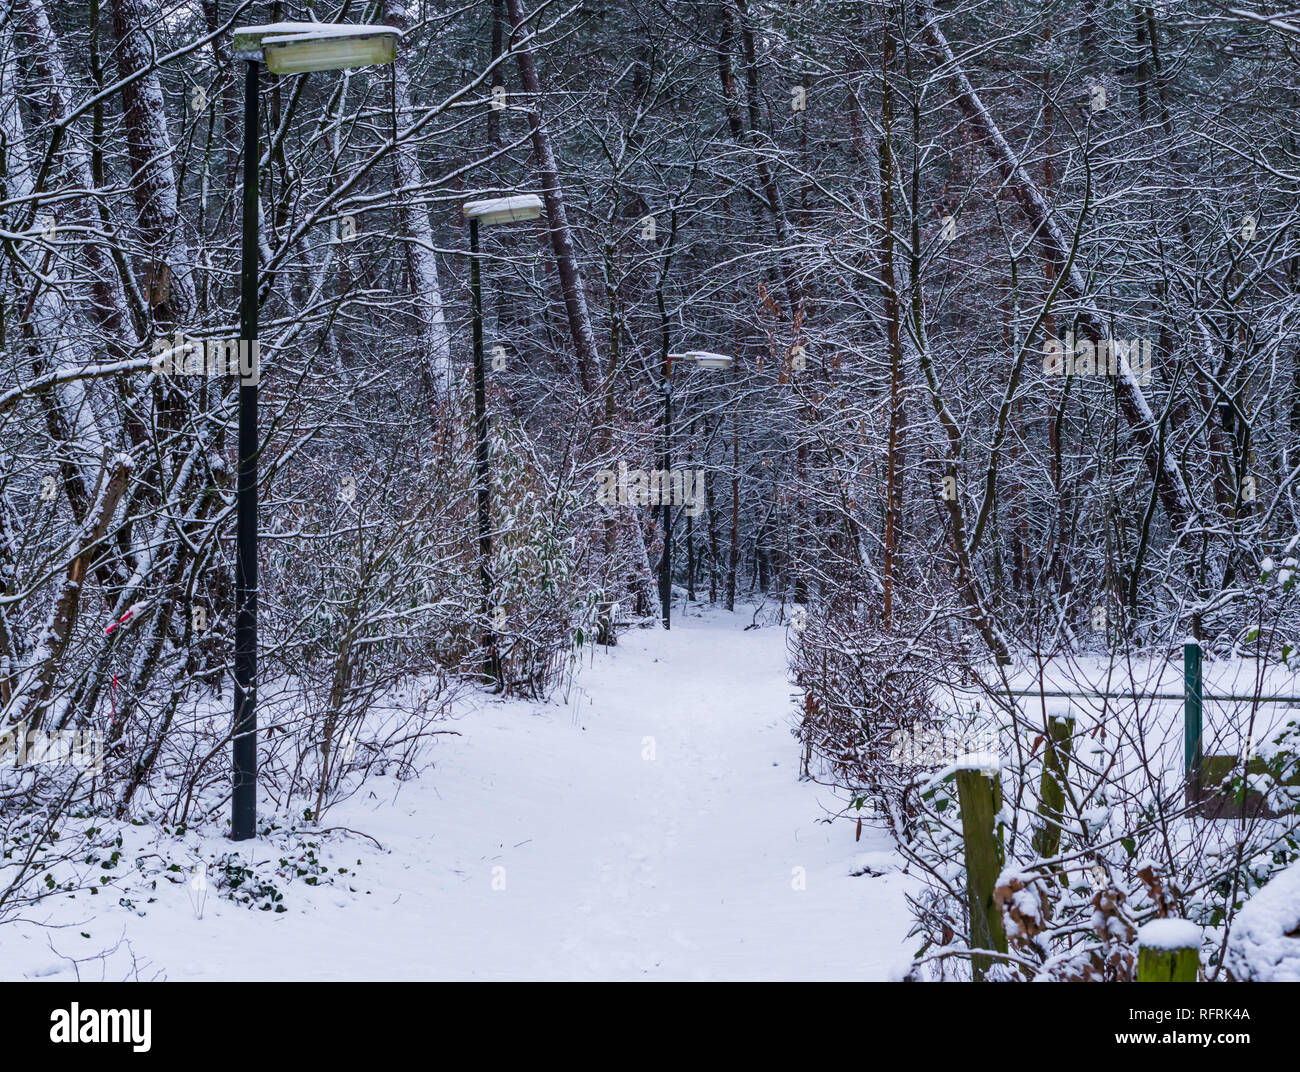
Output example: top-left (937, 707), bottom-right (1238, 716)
top-left (105, 603), bottom-right (145, 635)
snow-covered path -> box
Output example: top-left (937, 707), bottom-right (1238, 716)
top-left (4, 608), bottom-right (917, 981)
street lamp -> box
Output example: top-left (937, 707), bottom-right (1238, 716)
top-left (228, 22), bottom-right (398, 841)
top-left (672, 351), bottom-right (734, 371)
top-left (661, 350), bottom-right (734, 628)
top-left (462, 194), bottom-right (544, 684)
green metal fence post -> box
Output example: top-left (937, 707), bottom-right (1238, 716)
top-left (1184, 640), bottom-right (1203, 783)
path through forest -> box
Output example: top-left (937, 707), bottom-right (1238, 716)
top-left (5, 607), bottom-right (917, 981)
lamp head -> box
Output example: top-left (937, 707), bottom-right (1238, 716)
top-left (669, 350), bottom-right (735, 371)
top-left (464, 194), bottom-right (544, 227)
top-left (233, 23), bottom-right (399, 74)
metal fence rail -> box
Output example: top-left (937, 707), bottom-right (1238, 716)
top-left (1000, 643), bottom-right (1300, 777)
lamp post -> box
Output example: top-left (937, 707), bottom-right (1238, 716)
top-left (661, 351), bottom-right (733, 628)
top-left (462, 194), bottom-right (544, 684)
top-left (228, 22), bottom-right (398, 841)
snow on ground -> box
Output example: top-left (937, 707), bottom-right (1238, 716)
top-left (1, 605), bottom-right (918, 981)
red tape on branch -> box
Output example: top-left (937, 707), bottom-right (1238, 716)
top-left (105, 609), bottom-right (134, 635)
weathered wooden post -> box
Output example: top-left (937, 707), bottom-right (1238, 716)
top-left (1137, 919), bottom-right (1200, 981)
top-left (956, 763), bottom-right (1007, 980)
top-left (1032, 712), bottom-right (1074, 865)
top-left (596, 600), bottom-right (618, 647)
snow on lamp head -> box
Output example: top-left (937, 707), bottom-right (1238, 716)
top-left (463, 195), bottom-right (545, 227)
top-left (669, 350), bottom-right (735, 371)
top-left (232, 23), bottom-right (399, 74)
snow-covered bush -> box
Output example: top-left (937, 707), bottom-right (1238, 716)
top-left (489, 418), bottom-right (591, 696)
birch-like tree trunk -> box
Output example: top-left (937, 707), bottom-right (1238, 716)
top-left (382, 0), bottom-right (454, 397)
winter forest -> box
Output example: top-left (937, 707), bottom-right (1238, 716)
top-left (2, 0), bottom-right (1299, 989)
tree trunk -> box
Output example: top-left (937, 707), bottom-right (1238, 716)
top-left (920, 12), bottom-right (1194, 537)
top-left (504, 0), bottom-right (600, 395)
top-left (879, 18), bottom-right (904, 630)
top-left (382, 0), bottom-right (454, 396)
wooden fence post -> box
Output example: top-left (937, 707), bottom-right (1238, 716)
top-left (1137, 919), bottom-right (1200, 981)
top-left (1032, 713), bottom-right (1074, 865)
top-left (956, 765), bottom-right (1007, 980)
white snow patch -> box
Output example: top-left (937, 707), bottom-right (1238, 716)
top-left (1225, 861), bottom-right (1300, 982)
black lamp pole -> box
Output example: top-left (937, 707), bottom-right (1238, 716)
top-left (468, 218), bottom-right (497, 684)
top-left (659, 357), bottom-right (673, 629)
top-left (232, 57), bottom-right (259, 841)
